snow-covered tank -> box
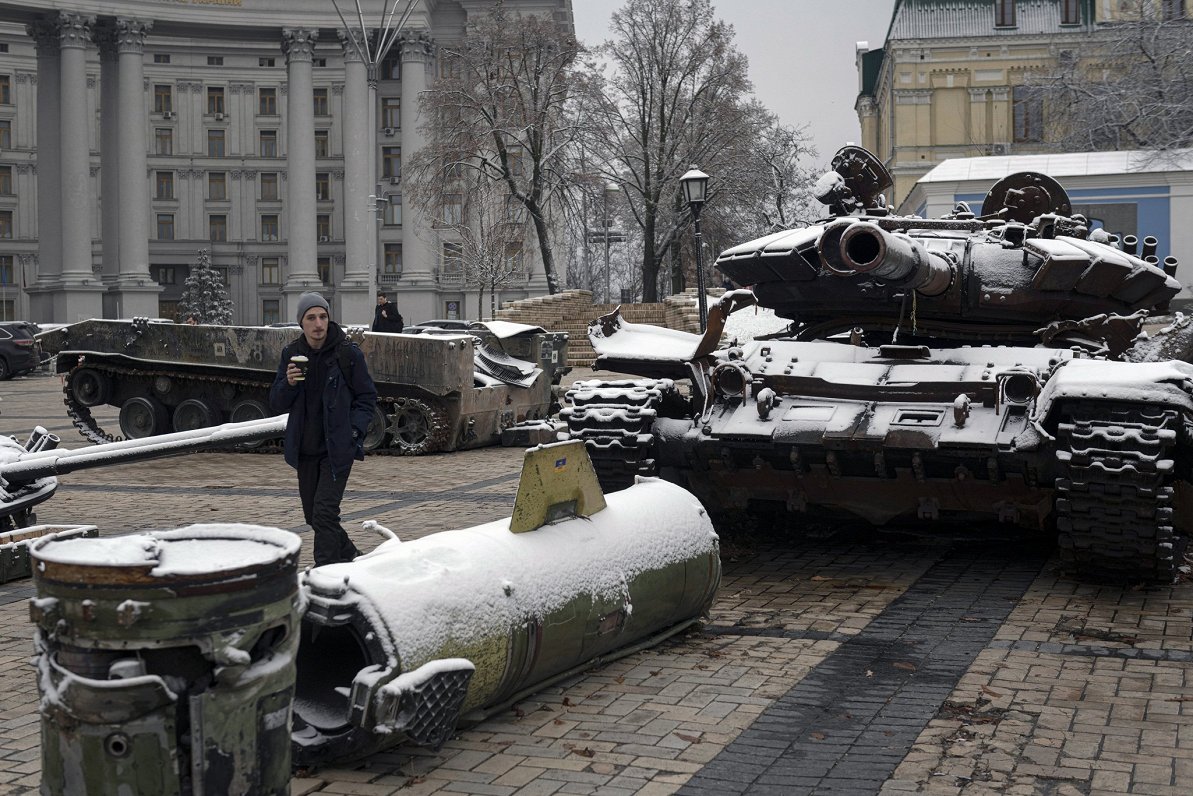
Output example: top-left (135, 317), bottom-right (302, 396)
top-left (39, 319), bottom-right (569, 455)
top-left (564, 146), bottom-right (1193, 584)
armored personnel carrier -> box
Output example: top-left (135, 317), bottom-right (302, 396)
top-left (564, 146), bottom-right (1193, 584)
top-left (39, 320), bottom-right (568, 456)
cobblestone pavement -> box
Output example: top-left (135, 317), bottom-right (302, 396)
top-left (1, 371), bottom-right (1190, 795)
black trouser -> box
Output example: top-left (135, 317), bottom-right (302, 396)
top-left (297, 455), bottom-right (359, 566)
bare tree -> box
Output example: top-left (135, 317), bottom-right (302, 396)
top-left (409, 5), bottom-right (583, 294)
top-left (1025, 2), bottom-right (1193, 152)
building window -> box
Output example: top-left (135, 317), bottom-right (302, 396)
top-left (206, 86), bottom-right (225, 115)
top-left (155, 171), bottom-right (174, 200)
top-left (0, 255), bottom-right (12, 285)
top-left (262, 298), bottom-right (280, 324)
top-left (213, 266), bottom-right (230, 286)
top-left (0, 120), bottom-right (10, 148)
top-left (207, 129), bottom-right (226, 157)
top-left (384, 243), bottom-right (403, 274)
top-left (261, 172), bottom-right (279, 201)
top-left (154, 84), bottom-right (172, 114)
top-left (260, 214), bottom-right (279, 241)
top-left (0, 76), bottom-right (11, 105)
top-left (315, 172), bottom-right (330, 201)
top-left (1013, 85), bottom-right (1043, 143)
top-left (383, 194), bottom-right (402, 226)
top-left (316, 214), bottom-right (331, 240)
top-left (207, 55), bottom-right (223, 66)
top-left (153, 53), bottom-right (170, 64)
top-left (0, 210), bottom-right (11, 239)
top-left (382, 98), bottom-right (400, 128)
top-left (313, 57), bottom-right (327, 68)
top-left (442, 242), bottom-right (463, 279)
top-left (507, 147), bottom-right (524, 177)
top-left (313, 87), bottom-right (329, 116)
top-left (153, 265), bottom-right (177, 285)
top-left (443, 193), bottom-right (462, 226)
top-left (380, 54), bottom-right (400, 80)
top-left (259, 57), bottom-right (276, 68)
top-left (209, 171), bottom-right (227, 201)
top-left (318, 257), bottom-right (331, 284)
top-left (1061, 0), bottom-right (1081, 24)
top-left (157, 214), bottom-right (174, 240)
top-left (382, 146), bottom-right (401, 179)
top-left (259, 130), bottom-right (278, 157)
top-left (0, 166), bottom-right (11, 195)
top-left (261, 257), bottom-right (280, 284)
top-left (995, 0), bottom-right (1015, 27)
top-left (155, 127), bottom-right (173, 155)
top-left (209, 215), bottom-right (227, 241)
top-left (1164, 0), bottom-right (1187, 19)
top-left (505, 242), bottom-right (524, 274)
top-left (315, 129), bottom-right (329, 158)
top-left (258, 87), bottom-right (277, 115)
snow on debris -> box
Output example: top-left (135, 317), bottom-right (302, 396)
top-left (306, 477), bottom-right (719, 669)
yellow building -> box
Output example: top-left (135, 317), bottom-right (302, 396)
top-left (856, 0), bottom-right (1182, 211)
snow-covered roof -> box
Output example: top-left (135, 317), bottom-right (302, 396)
top-left (889, 0), bottom-right (1090, 40)
top-left (918, 149), bottom-right (1193, 184)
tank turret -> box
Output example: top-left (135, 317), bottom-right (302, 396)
top-left (715, 147), bottom-right (1181, 350)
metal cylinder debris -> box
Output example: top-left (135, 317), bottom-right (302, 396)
top-left (292, 473), bottom-right (720, 767)
top-left (31, 524), bottom-right (303, 796)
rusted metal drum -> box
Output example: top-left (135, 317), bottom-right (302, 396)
top-left (30, 524), bottom-right (303, 796)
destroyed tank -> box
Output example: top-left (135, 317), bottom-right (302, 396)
top-left (39, 319), bottom-right (568, 455)
top-left (564, 146), bottom-right (1193, 584)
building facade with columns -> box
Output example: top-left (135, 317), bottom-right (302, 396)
top-left (0, 0), bottom-right (572, 326)
top-left (854, 0), bottom-right (1164, 212)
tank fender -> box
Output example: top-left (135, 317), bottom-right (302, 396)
top-left (1033, 358), bottom-right (1193, 427)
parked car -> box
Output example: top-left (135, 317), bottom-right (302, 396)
top-left (0, 322), bottom-right (43, 379)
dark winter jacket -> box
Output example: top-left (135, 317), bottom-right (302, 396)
top-left (372, 302), bottom-right (404, 333)
top-left (269, 322), bottom-right (378, 478)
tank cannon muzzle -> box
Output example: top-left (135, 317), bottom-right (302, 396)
top-left (817, 220), bottom-right (953, 296)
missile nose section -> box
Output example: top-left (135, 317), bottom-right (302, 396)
top-left (291, 440), bottom-right (721, 767)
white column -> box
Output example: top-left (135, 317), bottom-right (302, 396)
top-left (399, 31), bottom-right (433, 283)
top-left (56, 11), bottom-right (104, 322)
top-left (25, 17), bottom-right (61, 322)
top-left (336, 29), bottom-right (374, 323)
top-left (113, 17), bottom-right (158, 315)
top-left (281, 28), bottom-right (321, 319)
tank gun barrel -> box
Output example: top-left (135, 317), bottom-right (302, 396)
top-left (817, 220), bottom-right (953, 297)
top-left (1, 415), bottom-right (287, 487)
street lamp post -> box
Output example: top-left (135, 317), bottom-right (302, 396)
top-left (603, 183), bottom-right (619, 304)
top-left (680, 166), bottom-right (710, 331)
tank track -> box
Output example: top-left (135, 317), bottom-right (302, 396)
top-left (61, 362), bottom-right (448, 456)
top-left (1055, 402), bottom-right (1188, 584)
top-left (561, 379), bottom-right (676, 492)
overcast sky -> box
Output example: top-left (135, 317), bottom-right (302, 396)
top-left (571, 0), bottom-right (898, 168)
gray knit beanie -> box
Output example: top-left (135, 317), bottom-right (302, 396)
top-left (296, 292), bottom-right (330, 323)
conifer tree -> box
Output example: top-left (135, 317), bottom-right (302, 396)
top-left (178, 249), bottom-right (233, 324)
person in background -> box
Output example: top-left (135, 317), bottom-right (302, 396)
top-left (185, 315), bottom-right (199, 325)
top-left (372, 291), bottom-right (405, 333)
top-left (270, 292), bottom-right (378, 566)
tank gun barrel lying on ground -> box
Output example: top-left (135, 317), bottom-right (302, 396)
top-left (0, 415), bottom-right (287, 531)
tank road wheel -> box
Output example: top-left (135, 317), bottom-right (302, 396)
top-left (1054, 403), bottom-right (1188, 584)
top-left (67, 368), bottom-right (111, 407)
top-left (229, 398), bottom-right (272, 450)
top-left (172, 398), bottom-right (218, 432)
top-left (118, 396), bottom-right (169, 439)
top-left (388, 399), bottom-right (450, 455)
top-left (362, 404), bottom-right (391, 452)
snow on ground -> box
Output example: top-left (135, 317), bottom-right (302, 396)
top-left (721, 303), bottom-right (791, 345)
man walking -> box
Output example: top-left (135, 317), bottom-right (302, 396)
top-left (270, 292), bottom-right (378, 566)
top-left (372, 291), bottom-right (405, 333)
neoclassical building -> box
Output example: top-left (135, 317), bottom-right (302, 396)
top-left (0, 0), bottom-right (571, 325)
top-left (854, 0), bottom-right (1174, 211)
